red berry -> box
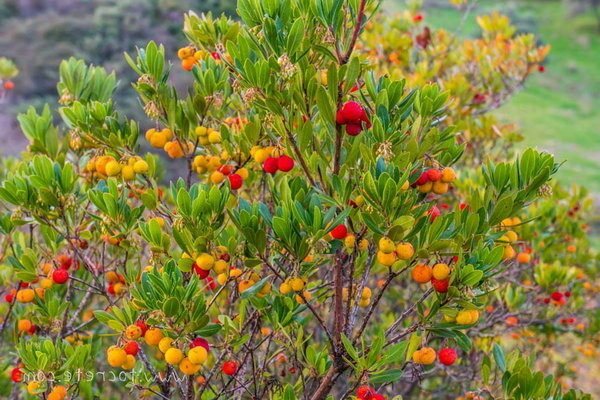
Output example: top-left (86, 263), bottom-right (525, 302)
top-left (135, 319), bottom-right (148, 335)
top-left (3, 81), bottom-right (15, 90)
top-left (340, 101), bottom-right (364, 122)
top-left (357, 385), bottom-right (375, 399)
top-left (277, 156), bottom-right (295, 172)
top-left (191, 337), bottom-right (210, 351)
top-left (459, 202), bottom-right (468, 210)
top-left (345, 123), bottom-right (362, 136)
top-left (542, 297), bottom-right (550, 304)
top-left (431, 278), bottom-right (449, 293)
top-left (438, 348), bottom-right (457, 365)
top-left (107, 284), bottom-right (116, 295)
top-left (564, 291), bottom-right (571, 297)
top-left (538, 65), bottom-right (546, 72)
top-left (263, 157), bottom-right (279, 174)
top-left (550, 291), bottom-right (564, 302)
top-left (415, 172), bottom-right (429, 186)
top-left (372, 395), bottom-right (386, 400)
top-left (124, 341), bottom-right (140, 356)
top-left (205, 276), bottom-right (217, 291)
top-left (28, 324), bottom-right (37, 334)
top-left (10, 367), bottom-right (23, 383)
top-left (228, 174), bottom-right (243, 190)
top-left (57, 254), bottom-right (73, 269)
top-left (52, 269), bottom-right (69, 284)
top-left (222, 360), bottom-right (238, 375)
top-left (211, 52), bottom-right (221, 60)
top-left (336, 110), bottom-right (348, 125)
top-left (413, 14), bottom-right (423, 22)
top-left (426, 169), bottom-right (442, 182)
top-left (4, 293), bottom-right (14, 303)
top-left (330, 224), bottom-right (348, 240)
top-left (193, 263), bottom-right (210, 279)
top-left (217, 164), bottom-right (233, 175)
top-left (427, 206), bottom-right (441, 222)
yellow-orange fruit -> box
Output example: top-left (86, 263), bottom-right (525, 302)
top-left (412, 264), bottom-right (433, 283)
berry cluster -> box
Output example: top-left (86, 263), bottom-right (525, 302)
top-left (336, 101), bottom-right (371, 136)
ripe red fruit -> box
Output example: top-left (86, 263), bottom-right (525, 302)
top-left (191, 337), bottom-right (210, 351)
top-left (564, 291), bottom-right (571, 297)
top-left (10, 367), bottom-right (23, 382)
top-left (222, 360), bottom-right (238, 375)
top-left (217, 164), bottom-right (233, 175)
top-left (427, 206), bottom-right (441, 222)
top-left (413, 14), bottom-right (423, 22)
top-left (277, 156), bottom-right (295, 172)
top-left (263, 157), bottom-right (279, 174)
top-left (205, 276), bottom-right (217, 291)
top-left (426, 169), bottom-right (441, 182)
top-left (372, 395), bottom-right (386, 400)
top-left (135, 319), bottom-right (148, 335)
top-left (28, 324), bottom-right (37, 334)
top-left (124, 341), bottom-right (140, 356)
top-left (52, 269), bottom-right (69, 284)
top-left (357, 385), bottom-right (375, 399)
top-left (336, 110), bottom-right (348, 125)
top-left (4, 293), bottom-right (15, 303)
top-left (107, 284), bottom-right (116, 295)
top-left (538, 65), bottom-right (546, 73)
top-left (57, 254), bottom-right (73, 270)
top-left (431, 278), bottom-right (449, 293)
top-left (228, 173), bottom-right (243, 190)
top-left (550, 291), bottom-right (564, 302)
top-left (345, 123), bottom-right (362, 136)
top-left (459, 202), bottom-right (468, 210)
top-left (438, 348), bottom-right (457, 365)
top-left (193, 263), bottom-right (210, 278)
top-left (340, 101), bottom-right (364, 122)
top-left (415, 172), bottom-right (429, 186)
top-left (330, 224), bottom-right (348, 240)
top-left (3, 81), bottom-right (15, 90)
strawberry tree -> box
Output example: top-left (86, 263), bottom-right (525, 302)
top-left (0, 1), bottom-right (595, 399)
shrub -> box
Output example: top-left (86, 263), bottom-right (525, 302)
top-left (0, 1), bottom-right (595, 399)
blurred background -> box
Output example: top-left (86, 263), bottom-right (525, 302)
top-left (0, 0), bottom-right (599, 193)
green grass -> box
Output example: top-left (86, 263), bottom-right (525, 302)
top-left (385, 0), bottom-right (600, 192)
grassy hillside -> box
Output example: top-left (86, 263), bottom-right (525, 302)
top-left (386, 0), bottom-right (600, 192)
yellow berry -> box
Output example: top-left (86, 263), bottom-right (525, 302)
top-left (188, 346), bottom-right (208, 365)
top-left (165, 348), bottom-right (184, 365)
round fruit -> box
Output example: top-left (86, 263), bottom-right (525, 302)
top-left (195, 254), bottom-right (215, 270)
top-left (431, 278), bottom-right (449, 293)
top-left (378, 237), bottom-right (395, 254)
top-left (159, 337), bottom-right (175, 353)
top-left (277, 156), bottom-right (294, 172)
top-left (125, 324), bottom-right (142, 340)
top-left (165, 348), bottom-right (185, 365)
top-left (145, 328), bottom-right (164, 345)
top-left (124, 341), bottom-right (140, 356)
top-left (222, 360), bottom-right (238, 375)
top-left (188, 346), bottom-right (208, 365)
top-left (438, 348), bottom-right (458, 365)
top-left (122, 354), bottom-right (136, 370)
top-left (179, 357), bottom-right (201, 375)
top-left (52, 269), bottom-right (69, 284)
top-left (228, 173), bottom-right (243, 190)
top-left (107, 348), bottom-right (127, 367)
top-left (412, 264), bottom-right (433, 283)
top-left (432, 263), bottom-right (450, 280)
top-left (263, 157), bottom-right (279, 174)
top-left (395, 242), bottom-right (414, 260)
top-left (340, 101), bottom-right (363, 122)
top-left (412, 347), bottom-right (436, 364)
top-left (330, 224), bottom-right (348, 240)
